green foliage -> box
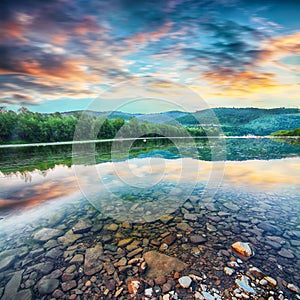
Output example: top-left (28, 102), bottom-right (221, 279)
top-left (271, 127), bottom-right (300, 136)
top-left (0, 109), bottom-right (201, 144)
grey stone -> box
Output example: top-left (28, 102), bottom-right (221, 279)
top-left (189, 234), bottom-right (207, 244)
top-left (0, 255), bottom-right (16, 272)
top-left (37, 277), bottom-right (59, 295)
top-left (2, 270), bottom-right (24, 300)
top-left (33, 228), bottom-right (63, 242)
top-left (70, 254), bottom-right (84, 264)
top-left (176, 223), bottom-right (193, 232)
top-left (84, 244), bottom-right (103, 275)
top-left (45, 247), bottom-right (63, 259)
top-left (58, 229), bottom-right (82, 247)
top-left (278, 248), bottom-right (294, 259)
top-left (72, 220), bottom-right (92, 234)
top-left (257, 222), bottom-right (283, 235)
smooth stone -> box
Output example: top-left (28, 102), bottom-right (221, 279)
top-left (231, 242), bottom-right (254, 258)
top-left (72, 220), bottom-right (92, 234)
top-left (178, 276), bottom-right (192, 288)
top-left (84, 244), bottom-right (103, 275)
top-left (224, 267), bottom-right (235, 276)
top-left (33, 228), bottom-right (63, 242)
top-left (118, 238), bottom-right (133, 247)
top-left (176, 223), bottom-right (193, 232)
top-left (104, 244), bottom-right (118, 252)
top-left (287, 283), bottom-right (300, 294)
top-left (0, 255), bottom-right (16, 272)
top-left (61, 280), bottom-right (76, 292)
top-left (265, 240), bottom-right (282, 250)
top-left (37, 278), bottom-right (59, 295)
top-left (189, 235), bottom-right (207, 244)
top-left (143, 251), bottom-right (187, 278)
top-left (206, 223), bottom-right (217, 232)
top-left (27, 262), bottom-right (54, 275)
top-left (162, 234), bottom-right (176, 246)
top-left (264, 276), bottom-right (277, 286)
top-left (114, 257), bottom-right (127, 267)
top-left (70, 254), bottom-right (84, 264)
top-left (43, 239), bottom-right (58, 250)
top-left (223, 202), bottom-right (239, 211)
top-left (45, 247), bottom-right (63, 259)
top-left (278, 248), bottom-right (294, 259)
top-left (52, 289), bottom-right (64, 298)
top-left (159, 215), bottom-right (174, 224)
top-left (257, 222), bottom-right (283, 235)
top-left (184, 213), bottom-right (198, 221)
top-left (127, 247), bottom-right (143, 258)
top-left (104, 223), bottom-right (119, 231)
top-left (58, 229), bottom-right (82, 247)
top-left (202, 291), bottom-right (215, 300)
top-left (105, 279), bottom-right (116, 291)
top-left (235, 275), bottom-right (256, 294)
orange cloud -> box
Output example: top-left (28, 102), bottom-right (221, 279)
top-left (126, 22), bottom-right (173, 50)
top-left (200, 32), bottom-right (300, 96)
top-left (203, 70), bottom-right (276, 91)
top-left (258, 32), bottom-right (300, 64)
top-left (0, 20), bottom-right (27, 42)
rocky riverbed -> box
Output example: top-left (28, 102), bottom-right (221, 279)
top-left (0, 187), bottom-right (299, 300)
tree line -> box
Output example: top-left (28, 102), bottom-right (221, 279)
top-left (0, 107), bottom-right (206, 143)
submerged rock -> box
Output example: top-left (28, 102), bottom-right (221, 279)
top-left (2, 270), bottom-right (32, 300)
top-left (231, 241), bottom-right (254, 258)
top-left (235, 275), bottom-right (256, 294)
top-left (178, 276), bottom-right (192, 288)
top-left (72, 220), bottom-right (92, 234)
top-left (127, 278), bottom-right (143, 295)
top-left (0, 255), bottom-right (16, 272)
top-left (84, 243), bottom-right (103, 275)
top-left (37, 277), bottom-right (59, 295)
top-left (143, 251), bottom-right (187, 278)
top-left (189, 234), bottom-right (207, 244)
top-left (33, 228), bottom-right (63, 242)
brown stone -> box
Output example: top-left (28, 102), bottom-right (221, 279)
top-left (162, 234), bottom-right (176, 246)
top-left (143, 251), bottom-right (187, 279)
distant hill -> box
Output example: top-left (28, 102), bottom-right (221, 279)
top-left (61, 107), bottom-right (300, 136)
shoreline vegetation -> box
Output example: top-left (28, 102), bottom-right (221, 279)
top-left (0, 107), bottom-right (299, 145)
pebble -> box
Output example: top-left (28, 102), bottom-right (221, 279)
top-left (61, 280), bottom-right (76, 291)
top-left (231, 242), bottom-right (254, 258)
top-left (278, 249), bottom-right (295, 259)
top-left (178, 276), bottom-right (192, 288)
top-left (189, 235), bottom-right (207, 244)
top-left (224, 267), bottom-right (235, 276)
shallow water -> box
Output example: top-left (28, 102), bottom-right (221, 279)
top-left (0, 138), bottom-right (299, 299)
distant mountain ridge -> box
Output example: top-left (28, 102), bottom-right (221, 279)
top-left (62, 108), bottom-right (300, 136)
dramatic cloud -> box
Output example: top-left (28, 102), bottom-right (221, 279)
top-left (0, 0), bottom-right (299, 109)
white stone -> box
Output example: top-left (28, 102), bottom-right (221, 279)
top-left (202, 291), bottom-right (215, 300)
top-left (235, 275), bottom-right (256, 294)
top-left (224, 267), bottom-right (235, 276)
top-left (178, 276), bottom-right (192, 288)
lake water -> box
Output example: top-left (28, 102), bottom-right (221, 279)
top-left (0, 138), bottom-right (299, 299)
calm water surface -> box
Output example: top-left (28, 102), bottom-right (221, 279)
top-left (0, 137), bottom-right (299, 298)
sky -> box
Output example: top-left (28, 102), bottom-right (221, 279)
top-left (0, 0), bottom-right (299, 113)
